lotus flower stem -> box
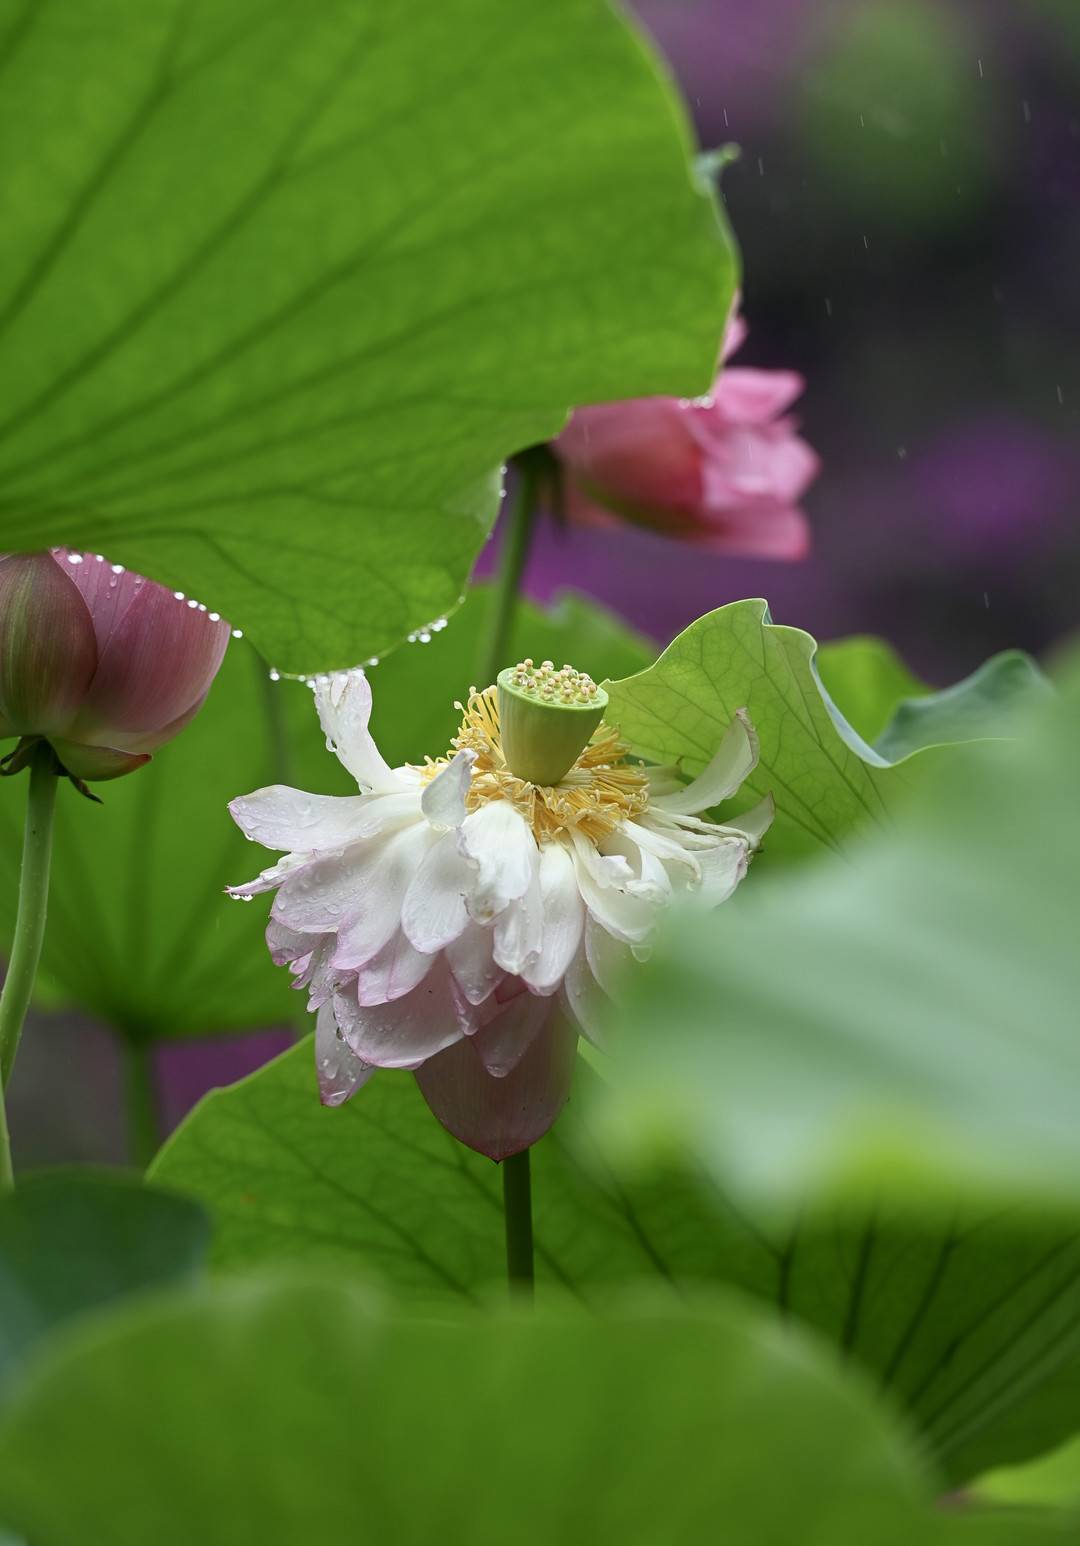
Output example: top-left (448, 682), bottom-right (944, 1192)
top-left (123, 1042), bottom-right (162, 1171)
top-left (0, 743), bottom-right (59, 1185)
top-left (502, 1146), bottom-right (535, 1294)
top-left (480, 457), bottom-right (543, 691)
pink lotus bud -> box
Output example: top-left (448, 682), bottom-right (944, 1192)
top-left (553, 308), bottom-right (819, 559)
top-left (0, 550), bottom-right (230, 782)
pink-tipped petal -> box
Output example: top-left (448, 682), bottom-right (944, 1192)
top-left (73, 575), bottom-right (229, 739)
top-left (315, 1001), bottom-right (374, 1107)
top-left (552, 304), bottom-right (818, 561)
top-left (473, 987), bottom-right (552, 1078)
top-left (333, 958), bottom-right (465, 1069)
top-left (710, 367), bottom-right (805, 425)
top-left (0, 554), bottom-right (97, 734)
top-left (689, 502), bottom-right (811, 561)
top-left (415, 1009), bottom-right (577, 1161)
top-left (354, 928), bottom-right (435, 1005)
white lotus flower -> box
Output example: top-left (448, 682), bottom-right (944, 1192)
top-left (228, 661), bottom-right (772, 1160)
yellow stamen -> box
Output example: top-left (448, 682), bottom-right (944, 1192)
top-left (419, 687), bottom-right (649, 845)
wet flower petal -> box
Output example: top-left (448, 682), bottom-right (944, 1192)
top-left (315, 1001), bottom-right (374, 1108)
top-left (229, 673), bottom-right (771, 1157)
top-left (400, 830), bottom-right (474, 955)
top-left (650, 708), bottom-right (759, 816)
top-left (229, 786), bottom-right (391, 853)
top-left (458, 800), bottom-right (536, 922)
top-left (334, 958), bottom-right (465, 1069)
top-left (420, 748), bottom-right (475, 828)
top-left (521, 841), bottom-right (584, 994)
top-left (415, 1009), bottom-right (576, 1160)
top-left (354, 928), bottom-right (435, 1005)
top-left (313, 670), bottom-right (400, 793)
top-left (445, 921), bottom-right (503, 1006)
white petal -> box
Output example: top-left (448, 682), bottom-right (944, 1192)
top-left (265, 915), bottom-right (317, 966)
top-left (400, 829), bottom-right (474, 954)
top-left (458, 800), bottom-right (536, 922)
top-left (420, 749), bottom-right (476, 829)
top-left (227, 851), bottom-right (309, 899)
top-left (569, 832), bottom-right (655, 945)
top-left (313, 670), bottom-right (401, 793)
top-left (650, 708), bottom-right (759, 816)
top-left (643, 766), bottom-right (685, 797)
top-left (315, 1001), bottom-right (375, 1107)
top-left (522, 841), bottom-right (584, 995)
top-left (560, 941), bottom-right (610, 1048)
top-left (474, 989), bottom-right (552, 1077)
top-left (354, 928), bottom-right (435, 1004)
top-left (333, 959), bottom-right (465, 1068)
top-left (229, 785), bottom-right (391, 854)
top-left (304, 937), bottom-right (342, 1009)
top-left (493, 853), bottom-right (543, 975)
top-left (724, 792), bottom-right (775, 847)
top-left (694, 837), bottom-right (750, 906)
top-left (445, 922), bottom-right (504, 1005)
top-left (620, 819), bottom-right (700, 877)
top-left (606, 828), bottom-right (676, 904)
top-left (274, 820), bottom-right (432, 960)
top-left (584, 913), bottom-right (635, 999)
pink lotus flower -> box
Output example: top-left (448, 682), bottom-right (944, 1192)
top-left (0, 550), bottom-right (230, 782)
top-left (553, 309), bottom-right (819, 558)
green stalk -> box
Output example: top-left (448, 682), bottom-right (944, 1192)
top-left (502, 1147), bottom-right (535, 1295)
top-left (0, 743), bottom-right (60, 1186)
top-left (480, 460), bottom-right (543, 690)
top-left (124, 1041), bottom-right (162, 1170)
top-left (0, 1068), bottom-right (11, 1190)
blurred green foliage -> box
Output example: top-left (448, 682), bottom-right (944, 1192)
top-left (800, 0), bottom-right (990, 231)
top-left (0, 1271), bottom-right (1063, 1545)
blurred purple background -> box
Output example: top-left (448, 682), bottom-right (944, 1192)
top-left (483, 0), bottom-right (1080, 682)
top-left (10, 0), bottom-right (1078, 1165)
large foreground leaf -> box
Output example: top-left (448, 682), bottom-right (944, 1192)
top-left (597, 664), bottom-right (1079, 1210)
top-left (0, 1272), bottom-right (1059, 1545)
top-left (0, 0), bottom-right (731, 669)
top-left (152, 1043), bottom-right (1080, 1482)
top-left (604, 601), bottom-right (1045, 861)
top-left (0, 1169), bottom-right (208, 1390)
top-left (0, 588), bottom-right (648, 1041)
